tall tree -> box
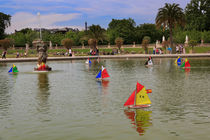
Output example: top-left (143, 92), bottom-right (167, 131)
top-left (86, 24), bottom-right (106, 51)
top-left (156, 3), bottom-right (185, 53)
top-left (107, 18), bottom-right (136, 44)
top-left (185, 0), bottom-right (210, 31)
top-left (0, 12), bottom-right (11, 39)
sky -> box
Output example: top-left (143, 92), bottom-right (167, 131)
top-left (0, 0), bottom-right (191, 33)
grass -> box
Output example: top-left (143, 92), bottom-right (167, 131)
top-left (1, 46), bottom-right (210, 58)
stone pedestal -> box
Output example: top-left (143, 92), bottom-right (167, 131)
top-left (132, 42), bottom-right (136, 47)
top-left (108, 43), bottom-right (111, 48)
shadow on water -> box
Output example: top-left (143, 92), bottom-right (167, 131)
top-left (36, 73), bottom-right (50, 115)
top-left (124, 109), bottom-right (152, 136)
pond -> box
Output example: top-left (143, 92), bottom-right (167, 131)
top-left (0, 58), bottom-right (210, 140)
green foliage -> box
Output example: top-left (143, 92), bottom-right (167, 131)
top-left (173, 28), bottom-right (187, 43)
top-left (187, 30), bottom-right (201, 42)
top-left (142, 36), bottom-right (151, 54)
top-left (185, 0), bottom-right (210, 31)
top-left (8, 32), bottom-right (26, 47)
top-left (87, 24), bottom-right (106, 42)
top-left (189, 40), bottom-right (197, 50)
top-left (136, 24), bottom-right (164, 43)
top-left (61, 38), bottom-right (74, 50)
top-left (0, 12), bottom-right (11, 39)
top-left (50, 33), bottom-right (65, 46)
top-left (65, 30), bottom-right (85, 46)
top-left (107, 18), bottom-right (136, 44)
top-left (202, 31), bottom-right (210, 43)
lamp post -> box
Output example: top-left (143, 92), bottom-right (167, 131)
top-left (37, 12), bottom-right (42, 40)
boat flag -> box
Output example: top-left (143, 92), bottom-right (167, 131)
top-left (8, 64), bottom-right (19, 73)
top-left (124, 82), bottom-right (152, 108)
top-left (96, 66), bottom-right (110, 79)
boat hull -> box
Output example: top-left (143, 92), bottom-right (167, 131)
top-left (128, 104), bottom-right (151, 108)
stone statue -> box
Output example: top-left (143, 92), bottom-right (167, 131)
top-left (33, 39), bottom-right (51, 71)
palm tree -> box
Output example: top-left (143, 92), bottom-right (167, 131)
top-left (86, 24), bottom-right (106, 51)
top-left (156, 3), bottom-right (185, 53)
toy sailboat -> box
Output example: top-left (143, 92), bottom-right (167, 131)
top-left (8, 64), bottom-right (19, 73)
top-left (96, 66), bottom-right (110, 79)
top-left (85, 58), bottom-right (91, 64)
top-left (175, 56), bottom-right (182, 66)
top-left (180, 58), bottom-right (191, 68)
top-left (124, 82), bottom-right (152, 108)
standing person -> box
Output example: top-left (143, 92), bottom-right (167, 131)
top-left (69, 48), bottom-right (72, 57)
top-left (2, 51), bottom-right (6, 59)
top-left (176, 45), bottom-right (179, 54)
top-left (16, 51), bottom-right (19, 58)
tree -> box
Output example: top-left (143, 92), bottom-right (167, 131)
top-left (136, 24), bottom-right (163, 44)
top-left (142, 36), bottom-right (151, 54)
top-left (61, 38), bottom-right (74, 50)
top-left (156, 3), bottom-right (185, 53)
top-left (88, 38), bottom-right (97, 50)
top-left (185, 0), bottom-right (210, 31)
top-left (0, 12), bottom-right (11, 39)
top-left (107, 18), bottom-right (136, 44)
top-left (86, 24), bottom-right (106, 51)
top-left (0, 38), bottom-right (14, 50)
top-left (189, 40), bottom-right (197, 51)
top-left (115, 37), bottom-right (123, 51)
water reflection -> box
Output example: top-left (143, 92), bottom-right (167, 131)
top-left (124, 109), bottom-right (152, 136)
top-left (97, 80), bottom-right (110, 94)
top-left (36, 73), bottom-right (50, 114)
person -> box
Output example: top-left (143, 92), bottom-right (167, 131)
top-left (16, 52), bottom-right (19, 58)
top-left (69, 48), bottom-right (72, 57)
top-left (2, 51), bottom-right (6, 59)
top-left (167, 46), bottom-right (172, 54)
top-left (176, 45), bottom-right (179, 54)
top-left (153, 47), bottom-right (156, 54)
top-left (24, 51), bottom-right (27, 57)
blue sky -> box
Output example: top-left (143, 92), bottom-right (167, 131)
top-left (1, 0), bottom-right (191, 33)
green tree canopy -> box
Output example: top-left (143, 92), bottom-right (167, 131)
top-left (185, 0), bottom-right (210, 31)
top-left (0, 12), bottom-right (11, 39)
top-left (107, 18), bottom-right (136, 44)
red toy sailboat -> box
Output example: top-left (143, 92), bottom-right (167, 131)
top-left (124, 82), bottom-right (152, 108)
top-left (96, 66), bottom-right (110, 79)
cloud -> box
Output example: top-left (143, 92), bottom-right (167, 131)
top-left (6, 12), bottom-right (82, 33)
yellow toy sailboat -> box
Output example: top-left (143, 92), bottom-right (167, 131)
top-left (124, 82), bottom-right (152, 108)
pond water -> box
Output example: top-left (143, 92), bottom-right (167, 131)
top-left (0, 58), bottom-right (210, 140)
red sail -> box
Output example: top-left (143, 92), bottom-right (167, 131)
top-left (185, 61), bottom-right (191, 68)
top-left (102, 68), bottom-right (110, 78)
top-left (124, 82), bottom-right (144, 106)
top-left (124, 90), bottom-right (136, 106)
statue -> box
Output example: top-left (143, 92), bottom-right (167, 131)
top-left (33, 39), bottom-right (51, 71)
top-left (162, 36), bottom-right (165, 42)
top-left (185, 35), bottom-right (189, 44)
